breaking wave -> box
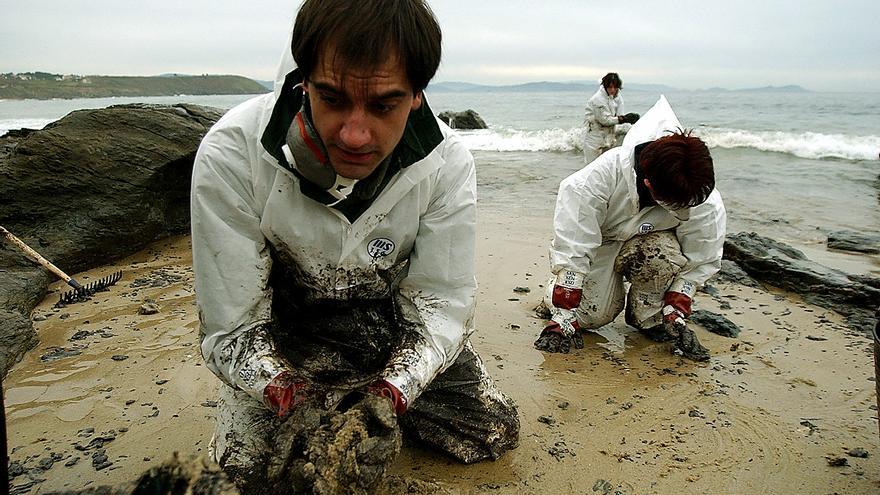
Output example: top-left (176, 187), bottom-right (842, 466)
top-left (457, 127), bottom-right (587, 153)
top-left (0, 119), bottom-right (53, 136)
top-left (698, 127), bottom-right (880, 161)
top-left (457, 126), bottom-right (880, 161)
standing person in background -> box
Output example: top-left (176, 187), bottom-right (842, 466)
top-left (583, 72), bottom-right (640, 163)
top-left (191, 0), bottom-right (519, 489)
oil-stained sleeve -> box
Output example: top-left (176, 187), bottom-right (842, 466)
top-left (191, 119), bottom-right (292, 404)
top-left (382, 139), bottom-right (478, 405)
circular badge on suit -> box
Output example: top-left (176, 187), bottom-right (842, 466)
top-left (367, 238), bottom-right (396, 259)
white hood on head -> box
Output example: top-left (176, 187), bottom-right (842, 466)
top-left (622, 95), bottom-right (682, 148)
top-left (273, 16), bottom-right (298, 100)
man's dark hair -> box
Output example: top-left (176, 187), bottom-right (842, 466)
top-left (640, 130), bottom-right (715, 209)
top-left (601, 72), bottom-right (622, 90)
top-left (292, 0), bottom-right (442, 93)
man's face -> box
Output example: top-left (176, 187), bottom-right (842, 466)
top-left (303, 50), bottom-right (422, 180)
top-left (606, 84), bottom-right (619, 98)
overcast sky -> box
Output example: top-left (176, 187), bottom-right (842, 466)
top-left (1, 1), bottom-right (878, 92)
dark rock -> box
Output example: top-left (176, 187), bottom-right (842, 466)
top-left (40, 346), bottom-right (83, 362)
top-left (75, 433), bottom-right (117, 451)
top-left (714, 260), bottom-right (760, 288)
top-left (847, 447), bottom-right (869, 458)
top-left (700, 284), bottom-right (720, 297)
top-left (437, 109), bottom-right (487, 130)
top-left (0, 309), bottom-right (39, 375)
top-left (724, 232), bottom-right (880, 335)
top-left (0, 103), bottom-right (223, 377)
top-left (8, 459), bottom-right (26, 477)
top-left (827, 230), bottom-right (880, 254)
top-left (138, 301), bottom-right (160, 315)
top-left (537, 415), bottom-right (556, 425)
top-left (69, 330), bottom-right (94, 341)
top-left (688, 408), bottom-right (704, 418)
top-left (690, 310), bottom-right (741, 338)
top-left (91, 449), bottom-right (112, 470)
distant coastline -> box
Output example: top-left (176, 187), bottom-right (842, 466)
top-left (0, 72), bottom-right (267, 100)
top-left (427, 81), bottom-right (810, 93)
top-left (0, 72), bottom-right (815, 99)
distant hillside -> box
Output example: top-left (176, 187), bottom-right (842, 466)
top-left (0, 72), bottom-right (268, 100)
top-left (427, 80), bottom-right (679, 93)
top-left (427, 80), bottom-right (813, 94)
top-left (735, 85), bottom-right (808, 93)
top-left (698, 84), bottom-right (809, 93)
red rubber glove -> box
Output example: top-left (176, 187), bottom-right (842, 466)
top-left (551, 270), bottom-right (585, 310)
top-left (263, 371), bottom-right (310, 418)
top-left (366, 379), bottom-right (408, 416)
top-left (662, 291), bottom-right (692, 323)
top-left (543, 318), bottom-right (580, 337)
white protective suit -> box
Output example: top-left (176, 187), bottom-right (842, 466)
top-left (548, 96), bottom-right (726, 330)
top-left (583, 84), bottom-right (624, 163)
top-left (191, 40), bottom-right (477, 412)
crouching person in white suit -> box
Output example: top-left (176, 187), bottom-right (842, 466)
top-left (537, 96), bottom-right (726, 360)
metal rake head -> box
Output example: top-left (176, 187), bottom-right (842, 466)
top-left (56, 271), bottom-right (123, 306)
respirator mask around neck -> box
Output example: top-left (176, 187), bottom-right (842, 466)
top-left (280, 84), bottom-right (358, 206)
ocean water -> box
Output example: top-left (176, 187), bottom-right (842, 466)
top-left (2, 90), bottom-right (878, 274)
top-left (425, 90), bottom-right (880, 276)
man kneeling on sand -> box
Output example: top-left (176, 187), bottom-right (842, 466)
top-left (536, 96), bottom-right (727, 360)
top-left (191, 0), bottom-right (519, 490)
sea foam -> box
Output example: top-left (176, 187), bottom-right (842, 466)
top-left (456, 126), bottom-right (879, 161)
top-left (0, 119), bottom-right (52, 136)
top-left (698, 127), bottom-right (880, 161)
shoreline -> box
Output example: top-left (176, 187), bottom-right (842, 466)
top-left (5, 211), bottom-right (880, 494)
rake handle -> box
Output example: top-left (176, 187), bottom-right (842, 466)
top-left (0, 225), bottom-right (80, 289)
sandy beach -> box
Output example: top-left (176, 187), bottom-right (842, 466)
top-left (5, 209), bottom-right (879, 494)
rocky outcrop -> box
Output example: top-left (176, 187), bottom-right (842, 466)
top-left (827, 230), bottom-right (880, 255)
top-left (437, 110), bottom-right (487, 130)
top-left (0, 309), bottom-right (40, 376)
top-left (0, 103), bottom-right (223, 376)
top-left (714, 259), bottom-right (760, 288)
top-left (723, 232), bottom-right (880, 334)
top-left (690, 310), bottom-right (740, 338)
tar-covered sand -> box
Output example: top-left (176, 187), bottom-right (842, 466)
top-left (5, 212), bottom-right (879, 494)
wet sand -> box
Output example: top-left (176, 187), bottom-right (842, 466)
top-left (5, 212), bottom-right (879, 494)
